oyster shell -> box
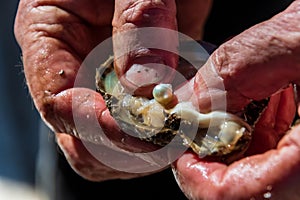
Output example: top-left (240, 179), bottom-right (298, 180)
top-left (96, 56), bottom-right (253, 161)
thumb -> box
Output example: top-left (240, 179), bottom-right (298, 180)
top-left (112, 0), bottom-right (178, 97)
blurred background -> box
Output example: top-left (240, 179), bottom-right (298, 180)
top-left (0, 0), bottom-right (294, 200)
top-left (0, 0), bottom-right (50, 199)
top-left (0, 0), bottom-right (38, 184)
top-left (0, 0), bottom-right (58, 199)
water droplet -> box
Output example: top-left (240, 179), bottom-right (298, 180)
top-left (58, 69), bottom-right (64, 75)
top-left (44, 90), bottom-right (52, 95)
top-left (263, 192), bottom-right (272, 199)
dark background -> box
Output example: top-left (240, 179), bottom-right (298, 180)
top-left (203, 0), bottom-right (294, 45)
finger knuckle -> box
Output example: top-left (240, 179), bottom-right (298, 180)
top-left (116, 0), bottom-right (175, 27)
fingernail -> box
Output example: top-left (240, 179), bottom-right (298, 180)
top-left (125, 63), bottom-right (168, 87)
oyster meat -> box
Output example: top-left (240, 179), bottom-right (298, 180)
top-left (96, 56), bottom-right (253, 161)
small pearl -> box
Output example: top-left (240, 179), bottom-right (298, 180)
top-left (153, 84), bottom-right (173, 105)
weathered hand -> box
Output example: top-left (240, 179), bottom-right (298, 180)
top-left (173, 1), bottom-right (300, 199)
top-left (14, 0), bottom-right (212, 181)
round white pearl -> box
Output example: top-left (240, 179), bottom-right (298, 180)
top-left (153, 84), bottom-right (173, 105)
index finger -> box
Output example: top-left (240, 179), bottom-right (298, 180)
top-left (178, 0), bottom-right (300, 113)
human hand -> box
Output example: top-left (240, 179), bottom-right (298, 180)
top-left (14, 0), bottom-right (212, 181)
top-left (173, 1), bottom-right (300, 199)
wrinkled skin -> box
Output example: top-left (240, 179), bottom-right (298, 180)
top-left (15, 0), bottom-right (300, 199)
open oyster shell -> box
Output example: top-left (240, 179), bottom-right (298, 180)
top-left (96, 56), bottom-right (253, 162)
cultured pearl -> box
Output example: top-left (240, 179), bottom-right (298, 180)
top-left (152, 84), bottom-right (173, 106)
